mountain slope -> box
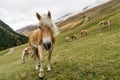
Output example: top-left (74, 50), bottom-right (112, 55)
top-left (0, 20), bottom-right (28, 51)
top-left (0, 0), bottom-right (120, 80)
top-left (16, 25), bottom-right (38, 37)
top-left (57, 0), bottom-right (120, 29)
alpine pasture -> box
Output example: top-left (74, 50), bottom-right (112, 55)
top-left (0, 0), bottom-right (120, 80)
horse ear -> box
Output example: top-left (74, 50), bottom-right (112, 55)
top-left (24, 49), bottom-right (27, 52)
top-left (48, 11), bottom-right (51, 19)
top-left (36, 12), bottom-right (41, 20)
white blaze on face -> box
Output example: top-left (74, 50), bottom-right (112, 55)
top-left (42, 37), bottom-right (52, 50)
top-left (43, 37), bottom-right (51, 44)
top-left (40, 14), bottom-right (60, 36)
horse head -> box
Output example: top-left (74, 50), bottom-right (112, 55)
top-left (36, 11), bottom-right (60, 36)
top-left (36, 11), bottom-right (58, 50)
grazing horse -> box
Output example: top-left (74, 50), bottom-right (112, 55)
top-left (65, 34), bottom-right (77, 43)
top-left (65, 36), bottom-right (70, 43)
top-left (99, 20), bottom-right (111, 28)
top-left (71, 34), bottom-right (77, 41)
top-left (80, 30), bottom-right (88, 36)
top-left (21, 47), bottom-right (33, 63)
top-left (29, 11), bottom-right (59, 79)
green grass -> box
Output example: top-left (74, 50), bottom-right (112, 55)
top-left (0, 49), bottom-right (9, 56)
top-left (0, 3), bottom-right (120, 80)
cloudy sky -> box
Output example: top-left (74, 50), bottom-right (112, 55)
top-left (0, 0), bottom-right (110, 30)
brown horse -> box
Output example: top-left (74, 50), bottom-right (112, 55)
top-left (65, 34), bottom-right (77, 43)
top-left (65, 36), bottom-right (70, 43)
top-left (21, 47), bottom-right (33, 63)
top-left (80, 30), bottom-right (88, 36)
top-left (71, 34), bottom-right (77, 41)
top-left (99, 20), bottom-right (111, 28)
top-left (29, 11), bottom-right (59, 79)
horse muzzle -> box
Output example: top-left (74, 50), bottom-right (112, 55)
top-left (43, 42), bottom-right (52, 50)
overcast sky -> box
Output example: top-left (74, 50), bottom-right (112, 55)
top-left (0, 0), bottom-right (110, 30)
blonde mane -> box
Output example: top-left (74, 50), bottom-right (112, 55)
top-left (39, 14), bottom-right (60, 36)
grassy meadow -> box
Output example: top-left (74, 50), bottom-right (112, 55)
top-left (0, 1), bottom-right (120, 80)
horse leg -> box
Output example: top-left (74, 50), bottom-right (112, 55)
top-left (26, 54), bottom-right (28, 59)
top-left (108, 24), bottom-right (111, 28)
top-left (35, 49), bottom-right (40, 70)
top-left (38, 45), bottom-right (44, 78)
top-left (21, 50), bottom-right (26, 63)
top-left (85, 32), bottom-right (87, 36)
top-left (47, 48), bottom-right (53, 72)
top-left (81, 32), bottom-right (83, 36)
top-left (32, 48), bottom-right (39, 70)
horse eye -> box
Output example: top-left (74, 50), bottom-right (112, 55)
top-left (39, 26), bottom-right (41, 29)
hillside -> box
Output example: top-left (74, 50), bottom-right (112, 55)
top-left (16, 25), bottom-right (38, 37)
top-left (0, 20), bottom-right (28, 51)
top-left (0, 0), bottom-right (120, 80)
top-left (57, 0), bottom-right (119, 29)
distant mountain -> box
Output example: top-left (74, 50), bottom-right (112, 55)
top-left (57, 0), bottom-right (113, 29)
top-left (55, 0), bottom-right (109, 23)
top-left (0, 20), bottom-right (28, 51)
top-left (56, 0), bottom-right (111, 28)
top-left (56, 12), bottom-right (73, 22)
top-left (16, 24), bottom-right (38, 37)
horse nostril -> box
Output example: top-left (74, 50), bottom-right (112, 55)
top-left (48, 42), bottom-right (51, 49)
top-left (43, 42), bottom-right (51, 50)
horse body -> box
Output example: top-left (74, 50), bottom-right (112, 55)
top-left (99, 20), bottom-right (111, 28)
top-left (21, 47), bottom-right (33, 63)
top-left (80, 30), bottom-right (87, 36)
top-left (29, 11), bottom-right (59, 79)
top-left (71, 34), bottom-right (77, 40)
top-left (65, 36), bottom-right (70, 43)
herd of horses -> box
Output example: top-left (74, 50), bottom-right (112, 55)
top-left (21, 11), bottom-right (111, 79)
top-left (65, 29), bottom-right (88, 43)
top-left (65, 20), bottom-right (110, 43)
